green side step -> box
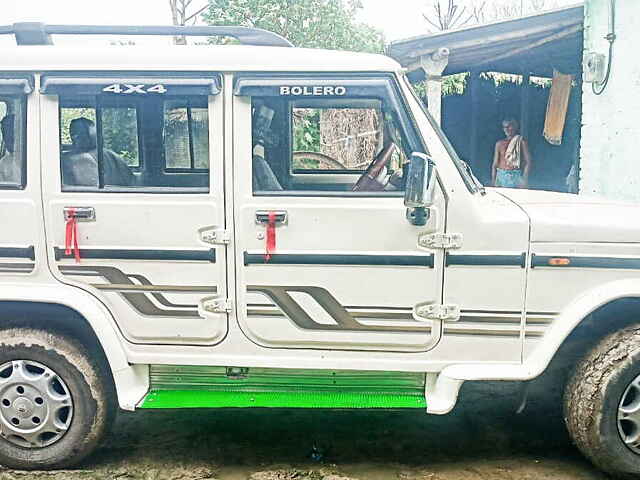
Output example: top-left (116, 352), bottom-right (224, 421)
top-left (140, 389), bottom-right (426, 409)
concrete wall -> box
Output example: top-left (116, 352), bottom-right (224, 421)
top-left (580, 0), bottom-right (640, 201)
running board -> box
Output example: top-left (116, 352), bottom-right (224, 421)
top-left (138, 365), bottom-right (427, 409)
top-left (140, 389), bottom-right (426, 409)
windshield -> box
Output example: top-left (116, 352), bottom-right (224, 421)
top-left (400, 75), bottom-right (483, 195)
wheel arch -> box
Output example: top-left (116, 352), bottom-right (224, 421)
top-left (0, 284), bottom-right (148, 410)
top-left (526, 279), bottom-right (640, 379)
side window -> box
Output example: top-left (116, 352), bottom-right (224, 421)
top-left (246, 80), bottom-right (415, 195)
top-left (0, 96), bottom-right (25, 189)
top-left (57, 91), bottom-right (211, 192)
top-left (164, 100), bottom-right (209, 170)
top-left (292, 106), bottom-right (382, 172)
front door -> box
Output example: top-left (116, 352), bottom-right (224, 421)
top-left (232, 74), bottom-right (445, 352)
top-left (41, 73), bottom-right (228, 346)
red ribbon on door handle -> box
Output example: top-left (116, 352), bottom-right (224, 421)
top-left (64, 209), bottom-right (81, 263)
top-left (264, 211), bottom-right (276, 262)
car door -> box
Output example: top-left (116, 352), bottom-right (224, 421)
top-left (232, 74), bottom-right (446, 353)
top-left (40, 73), bottom-right (228, 346)
top-left (0, 76), bottom-right (40, 278)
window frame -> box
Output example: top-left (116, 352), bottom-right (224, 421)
top-left (50, 72), bottom-right (219, 194)
top-left (58, 96), bottom-right (145, 172)
top-left (0, 93), bottom-right (28, 191)
top-left (289, 98), bottom-right (383, 176)
top-left (162, 97), bottom-right (210, 174)
top-left (235, 73), bottom-right (426, 198)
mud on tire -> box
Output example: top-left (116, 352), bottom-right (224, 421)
top-left (564, 324), bottom-right (640, 479)
top-left (0, 328), bottom-right (115, 470)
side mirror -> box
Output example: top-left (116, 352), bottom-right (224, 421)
top-left (405, 151), bottom-right (436, 205)
top-left (404, 153), bottom-right (436, 226)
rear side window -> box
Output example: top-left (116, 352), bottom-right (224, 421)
top-left (0, 96), bottom-right (26, 189)
top-left (59, 95), bottom-right (209, 191)
top-left (163, 100), bottom-right (209, 170)
top-left (43, 75), bottom-right (220, 193)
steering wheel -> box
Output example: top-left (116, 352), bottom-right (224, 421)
top-left (292, 151), bottom-right (347, 170)
top-left (352, 143), bottom-right (397, 192)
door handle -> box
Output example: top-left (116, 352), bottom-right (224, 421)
top-left (255, 210), bottom-right (287, 225)
top-left (63, 206), bottom-right (96, 222)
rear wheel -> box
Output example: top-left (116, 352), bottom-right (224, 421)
top-left (564, 324), bottom-right (640, 479)
top-left (0, 328), bottom-right (115, 470)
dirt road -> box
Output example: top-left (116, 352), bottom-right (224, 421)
top-left (0, 378), bottom-right (607, 480)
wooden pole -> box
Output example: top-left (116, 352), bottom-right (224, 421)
top-left (469, 71), bottom-right (480, 174)
top-left (520, 71), bottom-right (531, 140)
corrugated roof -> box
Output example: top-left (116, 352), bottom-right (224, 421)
top-left (388, 4), bottom-right (584, 77)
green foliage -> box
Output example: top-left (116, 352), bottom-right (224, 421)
top-left (60, 108), bottom-right (95, 145)
top-left (101, 107), bottom-right (139, 167)
top-left (59, 107), bottom-right (139, 167)
top-left (411, 73), bottom-right (468, 103)
top-left (202, 0), bottom-right (384, 53)
top-left (293, 109), bottom-right (320, 152)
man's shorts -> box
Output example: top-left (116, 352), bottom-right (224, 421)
top-left (496, 168), bottom-right (523, 188)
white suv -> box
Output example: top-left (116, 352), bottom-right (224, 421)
top-left (0, 22), bottom-right (639, 479)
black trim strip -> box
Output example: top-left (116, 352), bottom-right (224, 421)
top-left (0, 246), bottom-right (35, 260)
top-left (54, 248), bottom-right (215, 262)
top-left (40, 75), bottom-right (222, 96)
top-left (446, 253), bottom-right (526, 268)
top-left (532, 254), bottom-right (640, 270)
top-left (244, 252), bottom-right (433, 267)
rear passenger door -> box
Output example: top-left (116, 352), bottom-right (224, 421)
top-left (0, 76), bottom-right (39, 277)
top-left (40, 73), bottom-right (228, 346)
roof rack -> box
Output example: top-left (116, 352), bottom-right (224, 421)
top-left (0, 22), bottom-right (293, 48)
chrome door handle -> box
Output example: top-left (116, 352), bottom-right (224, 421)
top-left (63, 206), bottom-right (96, 222)
top-left (255, 210), bottom-right (287, 225)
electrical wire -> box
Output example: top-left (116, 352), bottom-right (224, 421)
top-left (592, 0), bottom-right (616, 95)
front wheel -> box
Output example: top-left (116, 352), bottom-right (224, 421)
top-left (0, 328), bottom-right (115, 470)
top-left (564, 324), bottom-right (640, 479)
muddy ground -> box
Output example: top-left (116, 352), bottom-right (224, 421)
top-left (0, 374), bottom-right (607, 480)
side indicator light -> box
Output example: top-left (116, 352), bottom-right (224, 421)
top-left (549, 257), bottom-right (571, 266)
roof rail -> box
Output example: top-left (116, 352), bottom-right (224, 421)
top-left (0, 22), bottom-right (294, 47)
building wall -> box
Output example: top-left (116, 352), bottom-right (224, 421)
top-left (580, 0), bottom-right (640, 201)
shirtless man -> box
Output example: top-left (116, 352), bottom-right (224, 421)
top-left (491, 118), bottom-right (532, 188)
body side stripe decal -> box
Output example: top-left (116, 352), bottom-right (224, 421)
top-left (60, 266), bottom-right (216, 318)
top-left (0, 262), bottom-right (35, 273)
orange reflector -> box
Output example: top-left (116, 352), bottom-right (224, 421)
top-left (549, 257), bottom-right (571, 266)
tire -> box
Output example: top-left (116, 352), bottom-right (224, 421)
top-left (564, 324), bottom-right (640, 479)
top-left (0, 328), bottom-right (115, 470)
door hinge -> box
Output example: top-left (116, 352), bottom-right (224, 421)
top-left (418, 232), bottom-right (462, 250)
top-left (200, 227), bottom-right (230, 245)
top-left (414, 302), bottom-right (460, 322)
top-left (201, 297), bottom-right (233, 314)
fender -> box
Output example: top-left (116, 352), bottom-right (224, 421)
top-left (0, 282), bottom-right (148, 410)
top-left (428, 278), bottom-right (640, 414)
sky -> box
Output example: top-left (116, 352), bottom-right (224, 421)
top-left (0, 0), bottom-right (580, 46)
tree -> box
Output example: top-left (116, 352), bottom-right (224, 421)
top-left (483, 0), bottom-right (559, 22)
top-left (168, 0), bottom-right (209, 44)
top-left (201, 0), bottom-right (384, 53)
top-left (427, 0), bottom-right (560, 30)
top-left (423, 0), bottom-right (474, 32)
